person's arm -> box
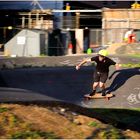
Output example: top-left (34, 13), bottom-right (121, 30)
top-left (76, 58), bottom-right (91, 70)
top-left (108, 64), bottom-right (121, 79)
top-left (109, 58), bottom-right (121, 71)
top-left (115, 63), bottom-right (121, 70)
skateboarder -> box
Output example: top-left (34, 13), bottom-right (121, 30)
top-left (76, 49), bottom-right (120, 97)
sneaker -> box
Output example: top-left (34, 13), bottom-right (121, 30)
top-left (89, 90), bottom-right (96, 96)
top-left (101, 91), bottom-right (106, 96)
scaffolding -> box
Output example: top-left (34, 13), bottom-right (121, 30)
top-left (19, 10), bottom-right (53, 29)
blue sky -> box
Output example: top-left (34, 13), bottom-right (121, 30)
top-left (0, 1), bottom-right (63, 10)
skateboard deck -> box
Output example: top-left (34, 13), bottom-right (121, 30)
top-left (84, 93), bottom-right (114, 100)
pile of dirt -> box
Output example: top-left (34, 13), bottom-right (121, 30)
top-left (0, 103), bottom-right (140, 139)
top-left (116, 43), bottom-right (140, 55)
top-left (107, 43), bottom-right (140, 55)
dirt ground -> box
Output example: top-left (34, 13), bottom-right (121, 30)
top-left (0, 103), bottom-right (140, 139)
top-left (107, 43), bottom-right (140, 55)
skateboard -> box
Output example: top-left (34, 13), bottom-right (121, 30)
top-left (84, 93), bottom-right (114, 101)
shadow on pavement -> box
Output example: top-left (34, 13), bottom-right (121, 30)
top-left (0, 67), bottom-right (94, 103)
top-left (0, 73), bottom-right (8, 87)
top-left (106, 68), bottom-right (140, 93)
top-left (0, 67), bottom-right (140, 108)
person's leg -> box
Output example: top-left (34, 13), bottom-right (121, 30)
top-left (89, 82), bottom-right (99, 96)
top-left (99, 82), bottom-right (106, 96)
top-left (100, 72), bottom-right (108, 96)
top-left (89, 71), bottom-right (100, 96)
top-left (93, 82), bottom-right (99, 90)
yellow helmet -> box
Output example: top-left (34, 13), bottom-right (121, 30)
top-left (98, 49), bottom-right (108, 57)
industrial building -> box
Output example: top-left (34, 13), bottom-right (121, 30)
top-left (1, 1), bottom-right (140, 56)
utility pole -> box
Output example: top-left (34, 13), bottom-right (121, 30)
top-left (28, 12), bottom-right (32, 28)
top-left (76, 12), bottom-right (80, 28)
top-left (22, 16), bottom-right (25, 28)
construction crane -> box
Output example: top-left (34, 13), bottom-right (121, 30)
top-left (31, 0), bottom-right (43, 10)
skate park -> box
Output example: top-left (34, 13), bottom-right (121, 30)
top-left (0, 2), bottom-right (140, 109)
top-left (0, 54), bottom-right (140, 108)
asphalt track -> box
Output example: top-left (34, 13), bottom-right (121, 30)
top-left (0, 65), bottom-right (140, 108)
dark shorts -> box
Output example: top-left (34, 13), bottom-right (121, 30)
top-left (94, 71), bottom-right (108, 83)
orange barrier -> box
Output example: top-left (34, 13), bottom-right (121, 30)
top-left (128, 34), bottom-right (136, 43)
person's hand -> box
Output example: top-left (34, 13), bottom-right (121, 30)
top-left (115, 64), bottom-right (121, 70)
top-left (76, 65), bottom-right (80, 70)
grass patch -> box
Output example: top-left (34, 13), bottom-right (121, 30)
top-left (88, 121), bottom-right (99, 127)
top-left (128, 54), bottom-right (140, 58)
top-left (10, 130), bottom-right (59, 139)
top-left (99, 127), bottom-right (125, 139)
top-left (121, 63), bottom-right (140, 68)
top-left (0, 107), bottom-right (9, 113)
top-left (0, 107), bottom-right (60, 139)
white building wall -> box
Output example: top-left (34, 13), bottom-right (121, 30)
top-left (5, 29), bottom-right (41, 57)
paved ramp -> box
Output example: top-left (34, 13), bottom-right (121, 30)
top-left (0, 66), bottom-right (140, 108)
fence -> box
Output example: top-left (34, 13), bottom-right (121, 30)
top-left (2, 27), bottom-right (140, 56)
top-left (47, 28), bottom-right (135, 56)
